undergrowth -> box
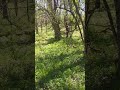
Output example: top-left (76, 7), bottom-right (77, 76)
top-left (35, 29), bottom-right (85, 90)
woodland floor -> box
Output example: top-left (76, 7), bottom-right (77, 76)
top-left (35, 28), bottom-right (85, 90)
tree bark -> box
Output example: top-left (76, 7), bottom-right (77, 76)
top-left (47, 0), bottom-right (61, 40)
top-left (114, 0), bottom-right (120, 83)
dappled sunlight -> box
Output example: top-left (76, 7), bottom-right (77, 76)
top-left (35, 30), bottom-right (85, 90)
top-left (35, 0), bottom-right (85, 89)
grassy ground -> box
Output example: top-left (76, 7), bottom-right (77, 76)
top-left (35, 28), bottom-right (85, 90)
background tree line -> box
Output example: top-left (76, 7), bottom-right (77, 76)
top-left (36, 0), bottom-right (85, 41)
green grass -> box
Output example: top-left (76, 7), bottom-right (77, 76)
top-left (35, 29), bottom-right (85, 90)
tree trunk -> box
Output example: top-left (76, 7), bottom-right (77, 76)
top-left (2, 0), bottom-right (8, 19)
top-left (114, 0), bottom-right (120, 83)
top-left (51, 18), bottom-right (61, 40)
top-left (47, 0), bottom-right (61, 40)
top-left (35, 19), bottom-right (39, 34)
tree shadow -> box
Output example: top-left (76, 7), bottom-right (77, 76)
top-left (44, 50), bottom-right (83, 61)
top-left (46, 38), bottom-right (57, 44)
top-left (37, 50), bottom-right (85, 89)
top-left (46, 37), bottom-right (82, 45)
top-left (62, 37), bottom-right (82, 45)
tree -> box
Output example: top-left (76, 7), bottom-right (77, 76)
top-left (85, 0), bottom-right (120, 89)
top-left (47, 0), bottom-right (61, 40)
top-left (114, 0), bottom-right (120, 86)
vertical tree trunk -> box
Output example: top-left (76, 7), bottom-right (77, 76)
top-left (64, 15), bottom-right (70, 38)
top-left (64, 0), bottom-right (70, 38)
top-left (35, 19), bottom-right (39, 34)
top-left (47, 0), bottom-right (61, 40)
top-left (114, 0), bottom-right (120, 83)
top-left (52, 21), bottom-right (61, 40)
top-left (45, 20), bottom-right (48, 33)
top-left (2, 0), bottom-right (8, 19)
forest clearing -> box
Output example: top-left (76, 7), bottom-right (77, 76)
top-left (35, 0), bottom-right (85, 89)
top-left (35, 27), bottom-right (85, 90)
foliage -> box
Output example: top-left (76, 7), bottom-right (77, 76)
top-left (35, 28), bottom-right (85, 90)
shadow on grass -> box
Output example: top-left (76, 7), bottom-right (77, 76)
top-left (46, 37), bottom-right (82, 45)
top-left (37, 50), bottom-right (83, 63)
top-left (46, 38), bottom-right (57, 44)
top-left (62, 37), bottom-right (81, 45)
top-left (36, 36), bottom-right (84, 89)
top-left (37, 51), bottom-right (85, 89)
